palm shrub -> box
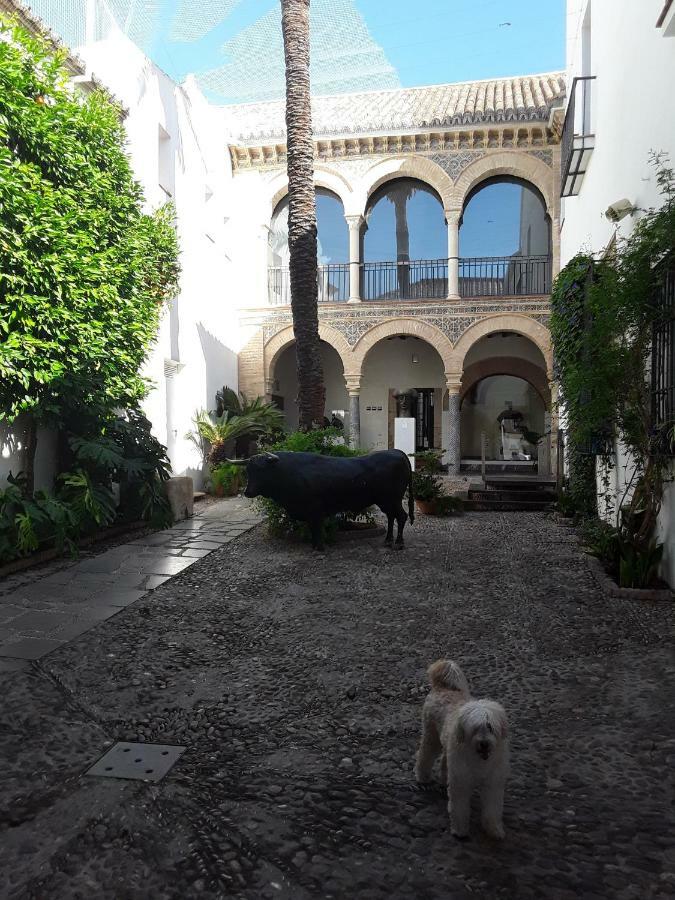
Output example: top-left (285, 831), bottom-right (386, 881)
top-left (187, 410), bottom-right (267, 466)
top-left (215, 387), bottom-right (285, 454)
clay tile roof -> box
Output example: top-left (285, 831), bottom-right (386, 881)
top-left (224, 72), bottom-right (566, 145)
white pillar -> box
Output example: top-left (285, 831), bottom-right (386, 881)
top-left (445, 209), bottom-right (461, 300)
top-left (346, 215), bottom-right (363, 304)
top-left (345, 375), bottom-right (361, 447)
top-left (445, 375), bottom-right (462, 475)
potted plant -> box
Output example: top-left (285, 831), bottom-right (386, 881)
top-left (412, 469), bottom-right (442, 515)
top-left (210, 463), bottom-right (244, 497)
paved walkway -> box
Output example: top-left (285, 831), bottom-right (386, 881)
top-left (1, 511), bottom-right (674, 899)
top-left (0, 497), bottom-right (262, 668)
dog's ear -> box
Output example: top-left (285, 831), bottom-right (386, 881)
top-left (455, 720), bottom-right (466, 744)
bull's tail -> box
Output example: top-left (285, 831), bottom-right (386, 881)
top-left (427, 659), bottom-right (470, 696)
top-left (407, 454), bottom-right (415, 524)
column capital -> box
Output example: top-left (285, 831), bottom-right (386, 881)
top-left (445, 373), bottom-right (462, 395)
top-left (345, 214), bottom-right (364, 229)
top-left (444, 207), bottom-right (462, 225)
top-left (345, 374), bottom-right (361, 395)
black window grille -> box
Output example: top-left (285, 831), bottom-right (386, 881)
top-left (651, 258), bottom-right (675, 440)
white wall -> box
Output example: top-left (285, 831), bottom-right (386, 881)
top-left (76, 29), bottom-right (239, 488)
top-left (562, 0), bottom-right (675, 587)
top-left (360, 338), bottom-right (445, 451)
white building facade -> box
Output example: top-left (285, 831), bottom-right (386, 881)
top-left (560, 0), bottom-right (675, 585)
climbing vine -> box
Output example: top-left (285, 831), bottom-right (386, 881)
top-left (551, 154), bottom-right (675, 586)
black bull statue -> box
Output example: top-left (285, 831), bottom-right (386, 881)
top-left (230, 449), bottom-right (414, 550)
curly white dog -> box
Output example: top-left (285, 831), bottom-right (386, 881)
top-left (414, 659), bottom-right (509, 840)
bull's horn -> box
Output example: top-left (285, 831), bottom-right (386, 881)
top-left (225, 458), bottom-right (249, 465)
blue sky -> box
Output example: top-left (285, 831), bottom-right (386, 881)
top-left (147, 0), bottom-right (565, 103)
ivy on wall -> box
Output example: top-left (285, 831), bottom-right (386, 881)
top-left (550, 155), bottom-right (675, 586)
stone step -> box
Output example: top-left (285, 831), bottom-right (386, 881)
top-left (464, 498), bottom-right (555, 512)
top-left (468, 490), bottom-right (557, 503)
top-left (193, 491), bottom-right (207, 501)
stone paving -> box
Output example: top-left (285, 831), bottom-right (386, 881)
top-left (1, 510), bottom-right (674, 899)
top-left (0, 497), bottom-right (262, 667)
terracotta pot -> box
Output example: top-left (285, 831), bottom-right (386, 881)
top-left (415, 499), bottom-right (437, 515)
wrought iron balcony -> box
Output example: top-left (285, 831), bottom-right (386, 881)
top-left (267, 255), bottom-right (552, 305)
top-left (267, 263), bottom-right (350, 306)
top-left (459, 255), bottom-right (552, 297)
top-left (361, 259), bottom-right (448, 301)
top-left (561, 76), bottom-right (596, 197)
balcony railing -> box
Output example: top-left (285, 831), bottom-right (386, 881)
top-left (459, 255), bottom-right (552, 297)
top-left (268, 263), bottom-right (350, 306)
top-left (267, 255), bottom-right (552, 304)
top-left (362, 259), bottom-right (448, 301)
top-left (561, 76), bottom-right (596, 197)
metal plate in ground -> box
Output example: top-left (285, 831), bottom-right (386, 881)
top-left (86, 742), bottom-right (186, 782)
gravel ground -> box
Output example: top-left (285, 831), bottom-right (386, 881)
top-left (1, 511), bottom-right (674, 899)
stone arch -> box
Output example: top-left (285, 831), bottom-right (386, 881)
top-left (266, 165), bottom-right (358, 219)
top-left (449, 314), bottom-right (552, 376)
top-left (459, 357), bottom-right (551, 408)
top-left (450, 151), bottom-right (556, 218)
top-left (264, 323), bottom-right (353, 386)
top-left (356, 155), bottom-right (455, 214)
top-left (350, 317), bottom-right (455, 376)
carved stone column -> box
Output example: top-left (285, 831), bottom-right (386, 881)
top-left (346, 215), bottom-right (363, 303)
top-left (445, 209), bottom-right (461, 300)
top-left (445, 374), bottom-right (462, 475)
top-left (345, 375), bottom-right (361, 448)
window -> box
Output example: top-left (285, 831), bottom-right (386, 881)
top-left (651, 258), bottom-right (675, 436)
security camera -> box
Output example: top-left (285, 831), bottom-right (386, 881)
top-left (604, 199), bottom-right (635, 222)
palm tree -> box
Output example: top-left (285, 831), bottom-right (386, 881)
top-left (389, 182), bottom-right (417, 298)
top-left (280, 0), bottom-right (325, 429)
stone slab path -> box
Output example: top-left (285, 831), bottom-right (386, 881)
top-left (1, 511), bottom-right (674, 899)
top-left (0, 497), bottom-right (262, 667)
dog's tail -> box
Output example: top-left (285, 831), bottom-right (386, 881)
top-left (427, 659), bottom-right (470, 695)
top-left (407, 454), bottom-right (415, 524)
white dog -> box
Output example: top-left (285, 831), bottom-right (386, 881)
top-left (414, 659), bottom-right (509, 839)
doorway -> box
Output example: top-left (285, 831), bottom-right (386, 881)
top-left (414, 388), bottom-right (435, 450)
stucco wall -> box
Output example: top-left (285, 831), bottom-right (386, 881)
top-left (562, 0), bottom-right (675, 586)
top-left (77, 31), bottom-right (238, 488)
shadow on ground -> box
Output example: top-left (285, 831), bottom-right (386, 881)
top-left (1, 512), bottom-right (674, 899)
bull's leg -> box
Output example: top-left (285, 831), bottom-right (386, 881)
top-left (309, 518), bottom-right (325, 551)
top-left (394, 505), bottom-right (408, 548)
top-left (384, 510), bottom-right (395, 545)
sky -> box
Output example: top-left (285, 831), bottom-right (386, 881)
top-left (32, 0), bottom-right (566, 105)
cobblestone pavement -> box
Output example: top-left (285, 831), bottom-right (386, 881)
top-left (1, 511), bottom-right (674, 899)
top-left (0, 497), bottom-right (261, 666)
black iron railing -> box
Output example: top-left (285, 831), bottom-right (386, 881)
top-left (651, 258), bottom-right (675, 440)
top-left (267, 255), bottom-right (552, 304)
top-left (361, 259), bottom-right (448, 301)
top-left (267, 263), bottom-right (349, 306)
top-left (459, 255), bottom-right (551, 297)
top-left (561, 76), bottom-right (596, 197)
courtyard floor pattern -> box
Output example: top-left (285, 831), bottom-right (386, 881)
top-left (1, 511), bottom-right (674, 899)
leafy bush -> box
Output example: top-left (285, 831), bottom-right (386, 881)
top-left (0, 17), bottom-right (180, 491)
top-left (0, 473), bottom-right (78, 563)
top-left (268, 426), bottom-right (357, 457)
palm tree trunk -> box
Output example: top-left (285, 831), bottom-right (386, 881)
top-left (281, 0), bottom-right (325, 430)
top-left (392, 186), bottom-right (411, 298)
